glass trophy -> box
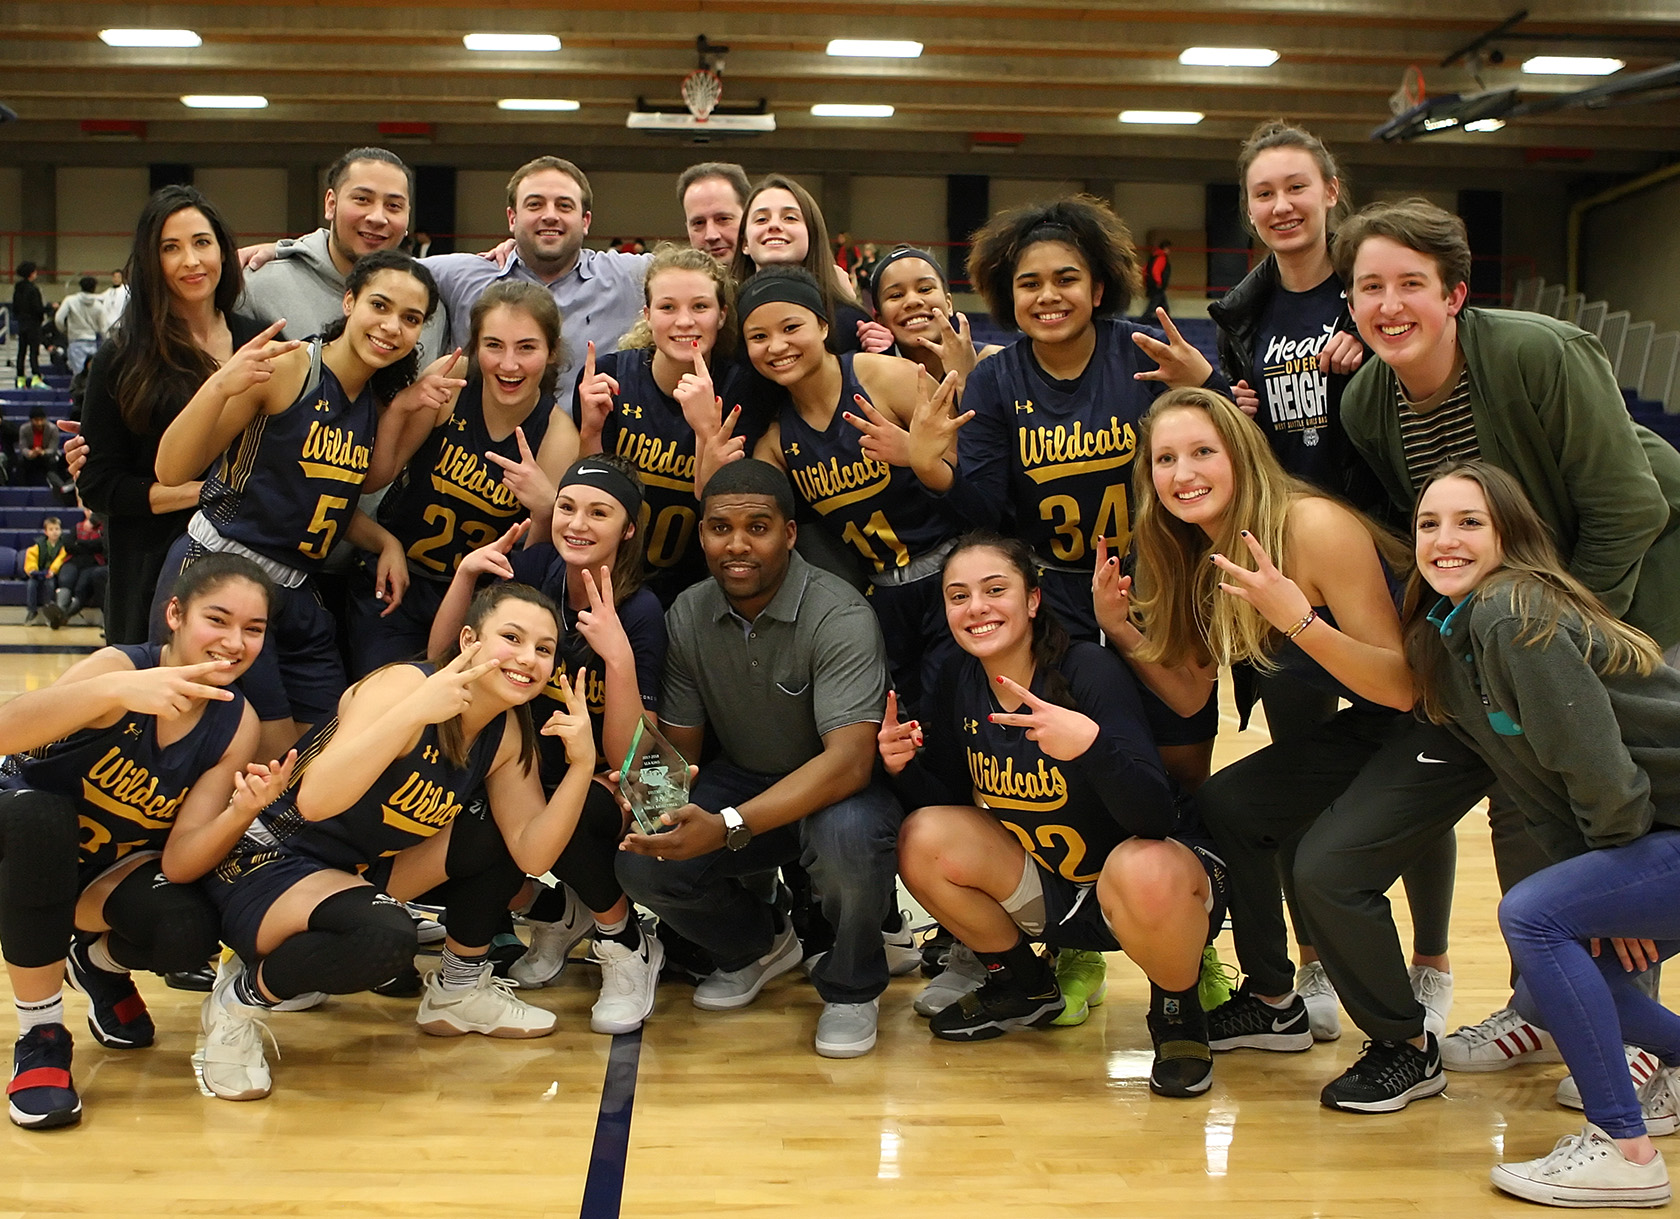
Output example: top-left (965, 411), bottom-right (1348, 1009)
top-left (619, 714), bottom-right (690, 835)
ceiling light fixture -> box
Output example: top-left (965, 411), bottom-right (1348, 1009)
top-left (826, 40), bottom-right (923, 58)
top-left (498, 98), bottom-right (580, 111)
top-left (1178, 47), bottom-right (1278, 67)
top-left (1119, 110), bottom-right (1204, 125)
top-left (463, 33), bottom-right (561, 52)
top-left (1522, 56), bottom-right (1623, 75)
top-left (100, 28), bottom-right (201, 47)
top-left (181, 94), bottom-right (267, 108)
top-left (811, 103), bottom-right (895, 117)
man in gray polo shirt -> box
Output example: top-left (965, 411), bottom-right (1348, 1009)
top-left (618, 459), bottom-right (900, 1059)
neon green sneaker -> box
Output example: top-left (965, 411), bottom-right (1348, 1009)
top-left (1198, 943), bottom-right (1238, 1012)
top-left (1050, 948), bottom-right (1108, 1026)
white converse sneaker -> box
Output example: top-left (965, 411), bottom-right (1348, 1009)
top-left (1408, 964), bottom-right (1454, 1041)
top-left (1441, 1006), bottom-right (1561, 1072)
top-left (1560, 1046), bottom-right (1665, 1111)
top-left (199, 967), bottom-right (275, 1101)
top-left (416, 969), bottom-right (556, 1038)
top-left (914, 943), bottom-right (986, 1017)
top-left (590, 931), bottom-right (664, 1036)
top-left (1295, 961), bottom-right (1341, 1042)
top-left (1492, 1123), bottom-right (1671, 1207)
top-left (509, 885), bottom-right (593, 989)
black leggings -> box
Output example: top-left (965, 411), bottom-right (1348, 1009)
top-left (16, 327), bottom-right (41, 378)
top-left (543, 781), bottom-right (628, 915)
top-left (397, 795), bottom-right (529, 947)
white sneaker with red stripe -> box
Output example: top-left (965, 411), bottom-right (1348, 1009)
top-left (1559, 1046), bottom-right (1666, 1111)
top-left (1441, 1006), bottom-right (1561, 1072)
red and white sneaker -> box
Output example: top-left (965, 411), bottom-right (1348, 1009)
top-left (1559, 1046), bottom-right (1666, 1111)
top-left (1440, 1007), bottom-right (1561, 1072)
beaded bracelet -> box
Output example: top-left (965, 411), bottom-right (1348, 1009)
top-left (1283, 608), bottom-right (1318, 640)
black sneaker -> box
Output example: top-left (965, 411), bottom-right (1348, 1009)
top-left (1321, 1033), bottom-right (1446, 1113)
top-left (162, 966), bottom-right (215, 992)
top-left (1206, 982), bottom-right (1314, 1052)
top-left (1148, 994), bottom-right (1214, 1097)
top-left (8, 1024), bottom-right (81, 1130)
top-left (373, 963), bottom-right (423, 998)
top-left (929, 972), bottom-right (1063, 1042)
top-left (65, 934), bottom-right (154, 1049)
top-left (655, 922), bottom-right (716, 987)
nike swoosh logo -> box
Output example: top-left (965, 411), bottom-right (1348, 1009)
top-left (1273, 1016), bottom-right (1300, 1032)
top-left (1416, 753), bottom-right (1449, 764)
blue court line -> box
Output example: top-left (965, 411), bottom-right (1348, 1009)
top-left (579, 1028), bottom-right (644, 1219)
top-left (0, 643), bottom-right (101, 654)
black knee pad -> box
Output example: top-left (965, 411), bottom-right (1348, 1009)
top-left (0, 789), bottom-right (81, 968)
top-left (260, 887), bottom-right (417, 998)
top-left (103, 861), bottom-right (221, 973)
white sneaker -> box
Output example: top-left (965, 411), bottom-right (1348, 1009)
top-left (883, 912), bottom-right (923, 978)
top-left (1639, 1066), bottom-right (1680, 1136)
top-left (509, 885), bottom-right (593, 989)
top-left (1408, 964), bottom-right (1454, 1041)
top-left (1492, 1123), bottom-right (1671, 1208)
top-left (914, 943), bottom-right (986, 1017)
top-left (416, 969), bottom-right (556, 1038)
top-left (590, 931), bottom-right (664, 1036)
top-left (403, 901), bottom-right (448, 947)
top-left (692, 920), bottom-right (802, 1011)
top-left (1561, 1046), bottom-right (1666, 1111)
top-left (815, 999), bottom-right (879, 1059)
top-left (1295, 961), bottom-right (1341, 1042)
top-left (1441, 1006), bottom-right (1561, 1072)
top-left (199, 966), bottom-right (275, 1101)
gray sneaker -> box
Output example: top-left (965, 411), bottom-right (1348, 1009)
top-left (692, 920), bottom-right (802, 1011)
top-left (509, 884), bottom-right (593, 989)
top-left (914, 942), bottom-right (985, 1017)
top-left (815, 999), bottom-right (879, 1058)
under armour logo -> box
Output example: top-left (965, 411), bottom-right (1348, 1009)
top-left (621, 404), bottom-right (643, 419)
top-left (788, 442), bottom-right (801, 457)
top-left (123, 723), bottom-right (142, 738)
top-left (422, 745), bottom-right (439, 764)
top-left (963, 717), bottom-right (979, 734)
top-left (313, 397), bottom-right (331, 412)
top-left (1015, 399), bottom-right (1035, 414)
top-left (452, 416), bottom-right (467, 431)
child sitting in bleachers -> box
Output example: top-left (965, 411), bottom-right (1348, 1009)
top-left (21, 515), bottom-right (66, 627)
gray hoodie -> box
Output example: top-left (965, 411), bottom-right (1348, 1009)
top-left (241, 227), bottom-right (449, 360)
top-left (54, 291), bottom-right (106, 343)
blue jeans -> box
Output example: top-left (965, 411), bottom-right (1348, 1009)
top-left (67, 339), bottom-right (96, 376)
top-left (1500, 830), bottom-right (1680, 1138)
top-left (615, 760), bottom-right (903, 1004)
top-left (24, 570), bottom-right (56, 616)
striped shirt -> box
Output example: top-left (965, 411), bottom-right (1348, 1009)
top-left (1398, 367), bottom-right (1480, 489)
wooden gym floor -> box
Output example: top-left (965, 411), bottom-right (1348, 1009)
top-left (0, 627), bottom-right (1636, 1218)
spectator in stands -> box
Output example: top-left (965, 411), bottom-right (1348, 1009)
top-left (11, 262), bottom-right (46, 389)
top-left (14, 406), bottom-right (60, 488)
top-left (54, 277), bottom-right (106, 377)
top-left (21, 516), bottom-right (67, 627)
top-left (51, 503), bottom-right (107, 629)
top-left (100, 270), bottom-right (129, 332)
top-left (1141, 239), bottom-right (1173, 319)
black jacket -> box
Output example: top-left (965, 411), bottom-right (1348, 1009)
top-left (10, 279), bottom-right (44, 330)
top-left (1206, 250), bottom-right (1357, 388)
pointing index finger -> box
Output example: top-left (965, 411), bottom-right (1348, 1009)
top-left (691, 341), bottom-right (709, 381)
top-left (585, 341), bottom-right (596, 380)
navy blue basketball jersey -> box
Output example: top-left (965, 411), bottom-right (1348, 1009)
top-left (587, 348), bottom-right (758, 606)
top-left (507, 543), bottom-right (667, 788)
top-left (953, 319), bottom-right (1228, 571)
top-left (897, 642), bottom-right (1180, 882)
top-left (254, 669), bottom-right (507, 870)
top-left (199, 341), bottom-right (375, 572)
top-left (777, 353), bottom-right (955, 573)
top-left (1, 643), bottom-right (247, 870)
top-left (378, 380), bottom-right (553, 582)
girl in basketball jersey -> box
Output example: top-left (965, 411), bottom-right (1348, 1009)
top-left (577, 243), bottom-right (743, 606)
top-left (1405, 462), bottom-right (1680, 1207)
top-left (740, 266), bottom-right (964, 711)
top-left (0, 555), bottom-right (286, 1129)
top-left (1121, 387), bottom-right (1488, 1115)
top-left (867, 245), bottom-right (1002, 399)
top-left (940, 195), bottom-right (1229, 790)
top-left (156, 250), bottom-right (446, 757)
top-left (347, 281), bottom-right (577, 674)
top-left (429, 458), bottom-right (666, 1035)
top-left (198, 583), bottom-right (597, 1102)
top-left (879, 533), bottom-right (1225, 1099)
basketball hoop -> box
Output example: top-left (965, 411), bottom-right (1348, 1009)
top-left (1389, 65), bottom-right (1427, 116)
top-left (682, 69), bottom-right (722, 123)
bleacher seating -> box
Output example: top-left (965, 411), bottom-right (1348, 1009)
top-left (0, 361), bottom-right (79, 609)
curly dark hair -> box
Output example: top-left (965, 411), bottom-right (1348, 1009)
top-left (965, 194), bottom-right (1141, 330)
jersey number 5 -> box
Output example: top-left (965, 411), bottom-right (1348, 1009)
top-left (299, 494), bottom-right (350, 561)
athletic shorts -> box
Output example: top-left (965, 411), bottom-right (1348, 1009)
top-left (202, 839), bottom-right (342, 964)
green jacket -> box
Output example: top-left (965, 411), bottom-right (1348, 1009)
top-left (1425, 586), bottom-right (1680, 861)
top-left (1343, 307), bottom-right (1680, 645)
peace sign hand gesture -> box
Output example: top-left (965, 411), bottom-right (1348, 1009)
top-left (111, 659), bottom-right (238, 720)
top-left (412, 642), bottom-right (502, 725)
top-left (907, 367), bottom-right (970, 483)
top-left (458, 519), bottom-right (528, 582)
top-left (844, 393), bottom-right (911, 467)
top-left (483, 426), bottom-right (557, 515)
top-left (540, 669), bottom-right (596, 768)
top-left (1091, 535), bottom-right (1139, 644)
top-left (1131, 309), bottom-right (1213, 389)
top-left (914, 308), bottom-right (979, 387)
top-left (876, 690), bottom-right (923, 775)
top-left (988, 674), bottom-right (1099, 761)
top-left (1209, 530), bottom-right (1313, 634)
top-left (574, 566), bottom-right (632, 670)
top-left (212, 320), bottom-right (303, 398)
